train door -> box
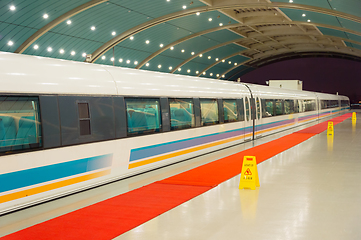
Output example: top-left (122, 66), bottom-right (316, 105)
top-left (244, 96), bottom-right (252, 141)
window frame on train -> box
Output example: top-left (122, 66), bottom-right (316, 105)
top-left (169, 98), bottom-right (195, 131)
top-left (199, 99), bottom-right (219, 126)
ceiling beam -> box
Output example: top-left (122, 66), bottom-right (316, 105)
top-left (14, 0), bottom-right (108, 54)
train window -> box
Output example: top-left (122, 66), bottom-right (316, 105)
top-left (125, 98), bottom-right (161, 135)
top-left (223, 99), bottom-right (238, 123)
top-left (284, 100), bottom-right (295, 114)
top-left (238, 99), bottom-right (245, 121)
top-left (341, 100), bottom-right (349, 107)
top-left (169, 98), bottom-right (195, 130)
top-left (245, 97), bottom-right (250, 121)
top-left (200, 99), bottom-right (219, 126)
top-left (262, 99), bottom-right (273, 118)
top-left (256, 98), bottom-right (261, 119)
top-left (0, 96), bottom-right (42, 152)
top-left (78, 102), bottom-right (91, 136)
top-left (275, 99), bottom-right (284, 116)
top-left (303, 100), bottom-right (316, 112)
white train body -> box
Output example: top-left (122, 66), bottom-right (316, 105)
top-left (0, 52), bottom-right (350, 214)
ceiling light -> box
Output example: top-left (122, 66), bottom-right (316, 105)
top-left (47, 47), bottom-right (52, 52)
top-left (228, 61), bottom-right (231, 64)
top-left (208, 56), bottom-right (211, 59)
top-left (234, 63), bottom-right (238, 65)
top-left (146, 63), bottom-right (149, 67)
top-left (196, 71), bottom-right (199, 74)
top-left (134, 61), bottom-right (138, 65)
top-left (7, 41), bottom-right (13, 46)
top-left (9, 5), bottom-right (16, 11)
top-left (187, 69), bottom-right (191, 73)
top-left (126, 60), bottom-right (130, 64)
top-left (196, 12), bottom-right (200, 16)
top-left (119, 58), bottom-right (123, 62)
top-left (216, 74), bottom-right (219, 77)
top-left (181, 49), bottom-right (185, 53)
top-left (67, 20), bottom-right (72, 25)
top-left (191, 52), bottom-right (195, 55)
top-left (71, 51), bottom-right (75, 56)
top-left (215, 58), bottom-right (219, 61)
top-left (208, 18), bottom-right (212, 21)
top-left (167, 0), bottom-right (170, 1)
top-left (33, 44), bottom-right (39, 50)
top-left (43, 14), bottom-right (49, 19)
top-left (111, 57), bottom-right (114, 62)
top-left (170, 46), bottom-right (174, 50)
top-left (222, 59), bottom-right (225, 62)
top-left (178, 68), bottom-right (181, 71)
top-left (158, 64), bottom-right (162, 68)
top-left (302, 14), bottom-right (306, 17)
top-left (182, 5), bottom-right (187, 9)
top-left (219, 23), bottom-right (223, 26)
top-left (203, 72), bottom-right (206, 75)
top-left (82, 53), bottom-right (86, 57)
top-left (129, 36), bottom-right (134, 40)
top-left (199, 54), bottom-right (203, 57)
top-left (159, 43), bottom-right (164, 48)
top-left (112, 31), bottom-right (116, 36)
top-left (145, 40), bottom-right (150, 44)
top-left (101, 56), bottom-right (106, 60)
top-left (169, 66), bottom-right (173, 70)
top-left (307, 19), bottom-right (311, 22)
top-left (59, 49), bottom-right (64, 54)
top-left (91, 26), bottom-right (96, 31)
top-left (210, 73), bottom-right (213, 76)
top-left (289, 0), bottom-right (293, 2)
top-left (222, 75), bottom-right (225, 78)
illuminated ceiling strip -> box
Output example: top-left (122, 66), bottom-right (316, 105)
top-left (14, 0), bottom-right (108, 54)
top-left (88, 3), bottom-right (361, 63)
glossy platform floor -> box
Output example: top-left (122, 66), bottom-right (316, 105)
top-left (1, 112), bottom-right (360, 239)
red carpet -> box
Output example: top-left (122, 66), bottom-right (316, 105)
top-left (297, 113), bottom-right (352, 134)
top-left (2, 113), bottom-right (351, 239)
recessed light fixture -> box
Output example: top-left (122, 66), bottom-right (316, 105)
top-left (222, 59), bottom-right (225, 62)
top-left (307, 19), bottom-right (311, 22)
top-left (43, 14), bottom-right (49, 19)
top-left (102, 56), bottom-right (106, 60)
top-left (216, 74), bottom-right (220, 77)
top-left (110, 57), bottom-right (114, 62)
top-left (112, 31), bottom-right (116, 36)
top-left (234, 63), bottom-right (238, 65)
top-left (196, 71), bottom-right (199, 74)
top-left (208, 18), bottom-right (212, 22)
top-left (9, 5), bottom-right (16, 11)
top-left (59, 49), bottom-right (64, 54)
top-left (91, 26), bottom-right (96, 31)
top-left (129, 36), bottom-right (134, 40)
top-left (203, 72), bottom-right (206, 75)
top-left (215, 58), bottom-right (219, 61)
top-left (187, 69), bottom-right (191, 73)
top-left (196, 12), bottom-right (200, 16)
top-left (191, 52), bottom-right (195, 55)
top-left (146, 63), bottom-right (149, 67)
top-left (67, 20), bottom-right (72, 25)
top-left (219, 23), bottom-right (223, 26)
top-left (222, 75), bottom-right (225, 78)
top-left (178, 68), bottom-right (181, 71)
top-left (289, 0), bottom-right (293, 2)
top-left (47, 47), bottom-right (52, 52)
top-left (145, 40), bottom-right (150, 44)
top-left (208, 56), bottom-right (211, 59)
top-left (181, 49), bottom-right (185, 53)
top-left (158, 64), bottom-right (162, 68)
top-left (210, 73), bottom-right (213, 76)
top-left (119, 58), bottom-right (123, 62)
top-left (7, 41), bottom-right (13, 46)
top-left (33, 44), bottom-right (39, 50)
top-left (170, 46), bottom-right (174, 50)
top-left (199, 54), bottom-right (203, 57)
top-left (167, 0), bottom-right (170, 2)
top-left (169, 66), bottom-right (173, 70)
top-left (126, 60), bottom-right (130, 64)
top-left (302, 13), bottom-right (306, 17)
top-left (159, 43), bottom-right (164, 47)
top-left (182, 5), bottom-right (187, 9)
top-left (82, 53), bottom-right (86, 57)
top-left (228, 61), bottom-right (231, 64)
top-left (71, 51), bottom-right (75, 56)
top-left (134, 61), bottom-right (138, 65)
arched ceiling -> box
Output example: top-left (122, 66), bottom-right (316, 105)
top-left (1, 0), bottom-right (360, 81)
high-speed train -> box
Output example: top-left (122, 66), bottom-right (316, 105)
top-left (0, 52), bottom-right (349, 214)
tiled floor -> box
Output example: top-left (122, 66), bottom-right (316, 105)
top-left (1, 112), bottom-right (360, 239)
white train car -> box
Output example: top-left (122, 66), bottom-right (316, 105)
top-left (0, 52), bottom-right (350, 214)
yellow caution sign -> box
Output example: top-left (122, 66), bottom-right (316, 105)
top-left (352, 112), bottom-right (357, 121)
top-left (239, 156), bottom-right (260, 190)
top-left (327, 121), bottom-right (334, 136)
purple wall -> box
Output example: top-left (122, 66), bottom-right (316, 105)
top-left (240, 58), bottom-right (361, 103)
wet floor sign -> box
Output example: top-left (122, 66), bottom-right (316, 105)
top-left (352, 112), bottom-right (357, 121)
top-left (239, 156), bottom-right (260, 190)
top-left (327, 122), bottom-right (334, 136)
